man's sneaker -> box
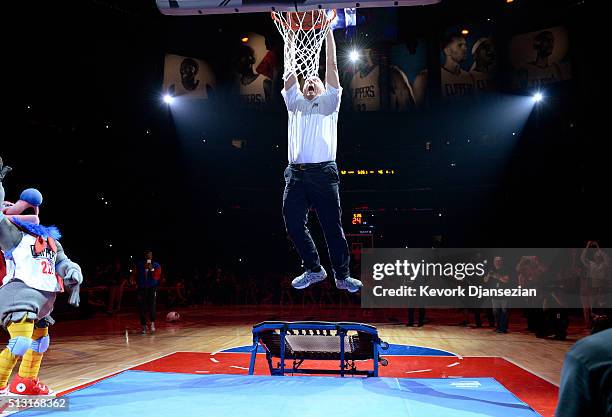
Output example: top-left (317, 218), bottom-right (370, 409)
top-left (141, 325), bottom-right (147, 334)
top-left (149, 322), bottom-right (156, 333)
top-left (291, 267), bottom-right (327, 290)
top-left (9, 375), bottom-right (53, 396)
top-left (335, 277), bottom-right (363, 293)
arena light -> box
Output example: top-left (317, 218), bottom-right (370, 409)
top-left (349, 49), bottom-right (360, 62)
top-left (241, 36), bottom-right (249, 43)
top-left (533, 92), bottom-right (543, 103)
top-left (461, 29), bottom-right (469, 36)
top-left (163, 94), bottom-right (174, 105)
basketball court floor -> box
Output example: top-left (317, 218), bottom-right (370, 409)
top-left (1, 306), bottom-right (581, 416)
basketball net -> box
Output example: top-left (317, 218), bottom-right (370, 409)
top-left (272, 10), bottom-right (336, 81)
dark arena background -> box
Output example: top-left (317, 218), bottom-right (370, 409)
top-left (0, 0), bottom-right (610, 417)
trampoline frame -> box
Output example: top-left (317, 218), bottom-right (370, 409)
top-left (248, 321), bottom-right (388, 377)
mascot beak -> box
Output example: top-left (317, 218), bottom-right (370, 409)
top-left (3, 201), bottom-right (41, 225)
top-left (2, 189), bottom-right (43, 225)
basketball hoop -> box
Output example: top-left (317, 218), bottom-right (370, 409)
top-left (272, 9), bottom-right (337, 81)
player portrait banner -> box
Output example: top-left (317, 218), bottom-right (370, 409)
top-left (163, 53), bottom-right (215, 99)
top-left (509, 26), bottom-right (572, 90)
top-left (435, 25), bottom-right (498, 104)
top-left (348, 48), bottom-right (382, 112)
top-left (389, 38), bottom-right (427, 111)
top-left (360, 248), bottom-right (611, 309)
top-left (234, 32), bottom-right (278, 106)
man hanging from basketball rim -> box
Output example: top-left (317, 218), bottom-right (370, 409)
top-left (275, 10), bottom-right (362, 293)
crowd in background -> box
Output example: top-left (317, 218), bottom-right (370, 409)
top-left (78, 242), bottom-right (611, 338)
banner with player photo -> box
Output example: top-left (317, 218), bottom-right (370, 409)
top-left (234, 32), bottom-right (280, 107)
top-left (509, 26), bottom-right (572, 91)
top-left (345, 48), bottom-right (382, 112)
top-left (437, 25), bottom-right (498, 104)
top-left (163, 54), bottom-right (215, 99)
top-left (389, 38), bottom-right (427, 111)
top-left (342, 9), bottom-right (398, 112)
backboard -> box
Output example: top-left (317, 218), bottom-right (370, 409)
top-left (156, 0), bottom-right (440, 16)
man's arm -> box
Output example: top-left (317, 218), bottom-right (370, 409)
top-left (281, 31), bottom-right (299, 111)
top-left (581, 242), bottom-right (591, 267)
top-left (555, 350), bottom-right (591, 417)
top-left (284, 30), bottom-right (298, 91)
top-left (285, 72), bottom-right (297, 91)
top-left (317, 27), bottom-right (342, 115)
top-left (325, 28), bottom-right (340, 89)
top-left (516, 257), bottom-right (527, 273)
top-left (285, 73), bottom-right (297, 91)
top-left (152, 262), bottom-right (162, 281)
top-left (599, 249), bottom-right (610, 267)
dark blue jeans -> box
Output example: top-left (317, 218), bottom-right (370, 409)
top-left (492, 298), bottom-right (509, 332)
top-left (282, 161), bottom-right (350, 280)
top-left (137, 287), bottom-right (157, 325)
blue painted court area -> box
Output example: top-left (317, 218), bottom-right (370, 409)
top-left (17, 371), bottom-right (541, 417)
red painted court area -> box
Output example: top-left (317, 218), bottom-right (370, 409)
top-left (132, 352), bottom-right (558, 417)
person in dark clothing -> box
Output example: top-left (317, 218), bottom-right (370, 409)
top-left (555, 328), bottom-right (612, 417)
top-left (485, 256), bottom-right (512, 333)
top-left (131, 251), bottom-right (162, 334)
top-left (472, 254), bottom-right (495, 328)
top-left (517, 255), bottom-right (547, 332)
top-left (473, 307), bottom-right (495, 328)
top-left (536, 253), bottom-right (572, 340)
top-left (407, 305), bottom-right (425, 327)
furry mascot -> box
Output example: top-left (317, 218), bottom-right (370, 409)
top-left (0, 156), bottom-right (82, 396)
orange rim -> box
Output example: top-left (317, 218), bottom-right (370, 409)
top-left (271, 9), bottom-right (337, 31)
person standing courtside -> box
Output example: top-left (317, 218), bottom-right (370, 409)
top-left (131, 250), bottom-right (162, 334)
top-left (485, 256), bottom-right (512, 333)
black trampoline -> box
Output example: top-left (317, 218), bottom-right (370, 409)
top-left (248, 321), bottom-right (389, 377)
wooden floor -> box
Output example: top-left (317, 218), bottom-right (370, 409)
top-left (0, 305), bottom-right (588, 393)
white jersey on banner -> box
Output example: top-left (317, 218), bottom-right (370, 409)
top-left (350, 66), bottom-right (380, 112)
top-left (441, 67), bottom-right (475, 99)
top-left (3, 234), bottom-right (62, 293)
top-left (240, 75), bottom-right (268, 105)
top-left (525, 64), bottom-right (562, 89)
top-left (470, 70), bottom-right (495, 93)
